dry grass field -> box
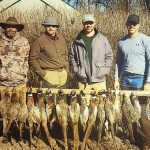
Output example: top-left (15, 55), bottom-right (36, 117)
top-left (0, 5), bottom-right (150, 150)
top-left (1, 5), bottom-right (149, 88)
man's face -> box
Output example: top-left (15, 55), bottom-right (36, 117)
top-left (83, 21), bottom-right (95, 34)
top-left (5, 26), bottom-right (17, 38)
top-left (45, 25), bottom-right (58, 37)
top-left (126, 21), bottom-right (140, 35)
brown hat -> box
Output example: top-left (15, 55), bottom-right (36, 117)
top-left (0, 17), bottom-right (24, 31)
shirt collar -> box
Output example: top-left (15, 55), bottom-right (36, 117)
top-left (45, 32), bottom-right (59, 40)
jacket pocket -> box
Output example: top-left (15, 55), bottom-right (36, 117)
top-left (73, 66), bottom-right (78, 74)
top-left (78, 65), bottom-right (86, 79)
top-left (95, 61), bottom-right (106, 77)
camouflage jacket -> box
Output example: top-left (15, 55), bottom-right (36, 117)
top-left (0, 32), bottom-right (30, 86)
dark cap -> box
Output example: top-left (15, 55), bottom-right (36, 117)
top-left (127, 14), bottom-right (139, 24)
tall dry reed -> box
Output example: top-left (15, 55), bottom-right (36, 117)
top-left (0, 5), bottom-right (149, 88)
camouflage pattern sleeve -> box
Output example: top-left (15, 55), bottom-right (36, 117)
top-left (21, 37), bottom-right (30, 75)
top-left (0, 34), bottom-right (30, 86)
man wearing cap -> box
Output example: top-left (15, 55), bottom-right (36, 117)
top-left (0, 17), bottom-right (29, 87)
top-left (29, 16), bottom-right (69, 88)
top-left (69, 14), bottom-right (113, 104)
top-left (114, 14), bottom-right (150, 90)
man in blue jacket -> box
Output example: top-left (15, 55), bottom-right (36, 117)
top-left (114, 14), bottom-right (150, 90)
top-left (69, 14), bottom-right (113, 104)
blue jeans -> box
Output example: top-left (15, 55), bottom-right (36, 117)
top-left (121, 72), bottom-right (144, 90)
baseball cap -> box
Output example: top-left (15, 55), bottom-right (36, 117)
top-left (127, 14), bottom-right (139, 24)
top-left (82, 14), bottom-right (95, 23)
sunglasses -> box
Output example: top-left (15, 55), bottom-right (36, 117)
top-left (83, 21), bottom-right (94, 25)
top-left (126, 21), bottom-right (138, 26)
top-left (45, 25), bottom-right (59, 28)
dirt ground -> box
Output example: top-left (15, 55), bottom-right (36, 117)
top-left (0, 136), bottom-right (142, 150)
top-left (0, 99), bottom-right (150, 150)
top-left (0, 123), bottom-right (147, 150)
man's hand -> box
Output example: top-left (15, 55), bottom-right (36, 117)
top-left (43, 71), bottom-right (52, 83)
top-left (114, 80), bottom-right (120, 90)
top-left (144, 83), bottom-right (150, 90)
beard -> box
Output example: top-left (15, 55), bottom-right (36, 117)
top-left (5, 30), bottom-right (17, 38)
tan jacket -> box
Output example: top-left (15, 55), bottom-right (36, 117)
top-left (0, 32), bottom-right (30, 86)
top-left (29, 33), bottom-right (69, 77)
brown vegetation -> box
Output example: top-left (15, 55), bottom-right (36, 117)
top-left (0, 5), bottom-right (149, 89)
top-left (0, 5), bottom-right (150, 150)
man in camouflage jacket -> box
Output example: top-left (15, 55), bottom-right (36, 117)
top-left (0, 17), bottom-right (30, 87)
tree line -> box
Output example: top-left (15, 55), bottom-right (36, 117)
top-left (63, 0), bottom-right (150, 11)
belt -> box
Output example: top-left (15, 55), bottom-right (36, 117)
top-left (124, 71), bottom-right (141, 76)
top-left (46, 68), bottom-right (64, 72)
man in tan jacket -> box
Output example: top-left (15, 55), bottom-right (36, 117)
top-left (29, 16), bottom-right (69, 88)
